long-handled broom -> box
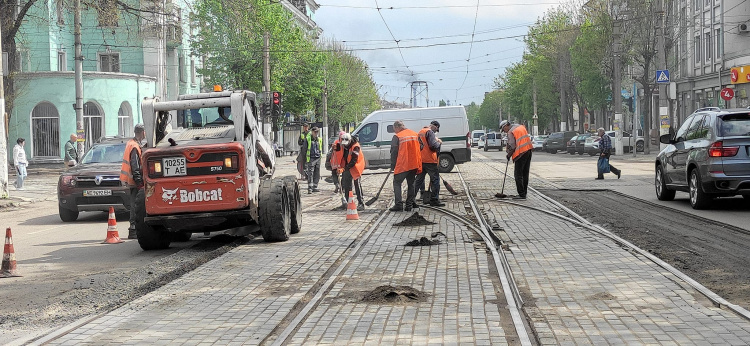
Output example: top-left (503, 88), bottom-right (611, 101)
top-left (495, 160), bottom-right (511, 199)
top-left (365, 171), bottom-right (392, 206)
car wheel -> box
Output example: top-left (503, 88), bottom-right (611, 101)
top-left (689, 169), bottom-right (711, 210)
top-left (588, 152), bottom-right (596, 156)
top-left (58, 205), bottom-right (79, 222)
top-left (439, 154), bottom-right (456, 173)
top-left (655, 165), bottom-right (675, 201)
top-left (636, 141), bottom-right (644, 152)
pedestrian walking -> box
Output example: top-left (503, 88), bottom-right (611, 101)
top-left (415, 121), bottom-right (445, 206)
top-left (339, 133), bottom-right (366, 210)
top-left (64, 134), bottom-right (79, 167)
top-left (305, 126), bottom-right (323, 194)
top-left (120, 124), bottom-right (146, 239)
top-left (12, 138), bottom-right (28, 190)
top-left (594, 127), bottom-right (622, 180)
top-left (296, 123), bottom-right (310, 180)
top-left (497, 120), bottom-right (533, 200)
top-left (329, 131), bottom-right (346, 194)
top-left (389, 120), bottom-right (422, 212)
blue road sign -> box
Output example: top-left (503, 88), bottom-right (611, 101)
top-left (656, 69), bottom-right (670, 83)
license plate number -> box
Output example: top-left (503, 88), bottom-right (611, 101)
top-left (84, 190), bottom-right (112, 197)
top-left (163, 157), bottom-right (187, 177)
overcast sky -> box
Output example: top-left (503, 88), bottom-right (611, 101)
top-left (314, 0), bottom-right (568, 107)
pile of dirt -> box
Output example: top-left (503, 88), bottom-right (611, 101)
top-left (405, 237), bottom-right (441, 246)
top-left (394, 212), bottom-right (435, 226)
top-left (362, 285), bottom-right (428, 304)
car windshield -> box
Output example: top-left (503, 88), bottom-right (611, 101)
top-left (719, 113), bottom-right (750, 137)
top-left (473, 133), bottom-right (483, 138)
top-left (178, 107), bottom-right (233, 128)
top-left (81, 143), bottom-right (126, 164)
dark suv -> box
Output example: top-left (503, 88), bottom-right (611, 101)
top-left (544, 131), bottom-right (577, 154)
top-left (655, 109), bottom-right (750, 209)
top-left (57, 137), bottom-right (132, 221)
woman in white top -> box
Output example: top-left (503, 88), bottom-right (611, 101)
top-left (13, 138), bottom-right (28, 190)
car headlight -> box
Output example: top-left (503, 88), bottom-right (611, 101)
top-left (61, 175), bottom-right (76, 187)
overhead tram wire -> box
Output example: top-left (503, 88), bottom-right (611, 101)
top-left (458, 0), bottom-right (481, 91)
top-left (373, 0), bottom-right (413, 79)
top-left (318, 3), bottom-right (562, 10)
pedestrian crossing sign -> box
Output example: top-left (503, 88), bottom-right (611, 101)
top-left (656, 70), bottom-right (670, 83)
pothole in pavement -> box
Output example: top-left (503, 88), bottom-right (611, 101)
top-left (405, 237), bottom-right (441, 246)
top-left (362, 285), bottom-right (428, 304)
top-left (394, 212), bottom-right (435, 226)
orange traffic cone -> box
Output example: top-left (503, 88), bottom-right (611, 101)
top-left (103, 207), bottom-right (124, 244)
top-left (1, 228), bottom-right (21, 278)
top-left (346, 191), bottom-right (359, 221)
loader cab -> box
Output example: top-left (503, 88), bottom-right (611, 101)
top-left (178, 107), bottom-right (234, 128)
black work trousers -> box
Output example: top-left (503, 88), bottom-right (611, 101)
top-left (513, 151), bottom-right (532, 198)
top-left (597, 152), bottom-right (621, 178)
top-left (341, 170), bottom-right (364, 206)
top-left (128, 187), bottom-right (139, 232)
top-left (414, 163), bottom-right (440, 202)
top-left (305, 158), bottom-right (321, 190)
top-left (393, 169), bottom-right (418, 207)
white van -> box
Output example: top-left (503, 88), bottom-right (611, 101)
top-left (352, 106), bottom-right (471, 172)
top-left (471, 130), bottom-right (485, 147)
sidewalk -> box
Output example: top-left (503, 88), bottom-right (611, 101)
top-left (35, 157), bottom-right (750, 345)
top-left (1, 168), bottom-right (61, 209)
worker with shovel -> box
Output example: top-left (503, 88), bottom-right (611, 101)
top-left (339, 133), bottom-right (366, 211)
top-left (496, 120), bottom-right (533, 200)
top-left (415, 121), bottom-right (445, 207)
top-left (389, 120), bottom-right (423, 212)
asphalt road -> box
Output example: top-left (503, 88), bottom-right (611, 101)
top-left (477, 146), bottom-right (750, 231)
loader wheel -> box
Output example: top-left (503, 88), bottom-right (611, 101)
top-left (283, 176), bottom-right (302, 234)
top-left (259, 178), bottom-right (291, 242)
top-left (134, 190), bottom-right (171, 250)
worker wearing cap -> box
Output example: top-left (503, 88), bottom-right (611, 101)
top-left (389, 120), bottom-right (422, 212)
top-left (120, 124), bottom-right (146, 239)
top-left (296, 123), bottom-right (310, 180)
top-left (305, 127), bottom-right (323, 194)
top-left (498, 120), bottom-right (533, 200)
top-left (415, 120), bottom-right (445, 206)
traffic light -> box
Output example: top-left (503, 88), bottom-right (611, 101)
top-left (260, 102), bottom-right (270, 118)
top-left (271, 91), bottom-right (282, 117)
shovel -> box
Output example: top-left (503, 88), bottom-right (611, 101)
top-left (495, 160), bottom-right (510, 199)
top-left (441, 177), bottom-right (458, 195)
top-left (365, 171), bottom-right (392, 206)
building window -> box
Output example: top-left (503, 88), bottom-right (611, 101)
top-left (98, 52), bottom-right (120, 72)
top-left (695, 36), bottom-right (701, 64)
top-left (83, 102), bottom-right (105, 151)
top-left (179, 54), bottom-right (185, 83)
top-left (715, 28), bottom-right (721, 59)
top-left (31, 102), bottom-right (61, 157)
top-left (57, 50), bottom-right (67, 71)
top-left (117, 102), bottom-right (133, 137)
top-left (704, 32), bottom-right (711, 61)
top-left (190, 59), bottom-right (196, 85)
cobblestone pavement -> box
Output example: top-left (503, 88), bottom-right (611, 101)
top-left (462, 155), bottom-right (750, 345)
top-left (38, 154), bottom-right (750, 345)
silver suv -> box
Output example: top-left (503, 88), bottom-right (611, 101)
top-left (655, 109), bottom-right (750, 209)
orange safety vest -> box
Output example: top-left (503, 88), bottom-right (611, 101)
top-left (120, 138), bottom-right (143, 187)
top-left (347, 142), bottom-right (366, 180)
top-left (510, 125), bottom-right (532, 161)
top-left (394, 129), bottom-right (422, 175)
top-left (330, 139), bottom-right (345, 170)
top-left (418, 127), bottom-right (438, 164)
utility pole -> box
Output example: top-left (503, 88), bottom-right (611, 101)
top-left (74, 0), bottom-right (84, 158)
top-left (558, 58), bottom-right (566, 132)
top-left (532, 80), bottom-right (538, 136)
top-left (613, 19), bottom-right (624, 156)
top-left (263, 32), bottom-right (271, 141)
top-left (656, 0), bottom-right (669, 152)
top-left (322, 77), bottom-right (328, 154)
top-left (0, 23), bottom-right (8, 197)
top-left (633, 81), bottom-right (638, 157)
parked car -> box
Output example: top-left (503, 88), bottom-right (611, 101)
top-left (471, 130), bottom-right (485, 147)
top-left (483, 132), bottom-right (504, 151)
top-left (531, 135), bottom-right (548, 151)
top-left (654, 108), bottom-right (750, 209)
top-left (585, 136), bottom-right (600, 156)
top-left (543, 131), bottom-right (577, 153)
top-left (566, 133), bottom-right (592, 155)
top-left (57, 137), bottom-right (132, 222)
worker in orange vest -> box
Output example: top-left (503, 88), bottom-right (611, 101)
top-left (120, 124), bottom-right (146, 239)
top-left (498, 120), bottom-right (533, 200)
top-left (415, 121), bottom-right (445, 206)
top-left (339, 133), bottom-right (366, 211)
top-left (329, 131), bottom-right (346, 194)
top-left (389, 120), bottom-right (422, 212)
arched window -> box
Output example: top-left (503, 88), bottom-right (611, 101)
top-left (117, 101), bottom-right (132, 137)
top-left (83, 101), bottom-right (104, 150)
top-left (31, 102), bottom-right (60, 157)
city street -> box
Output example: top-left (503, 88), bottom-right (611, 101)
top-left (2, 153), bottom-right (750, 345)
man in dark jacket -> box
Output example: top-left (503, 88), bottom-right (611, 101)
top-left (296, 123), bottom-right (309, 180)
top-left (120, 124), bottom-right (146, 239)
top-left (415, 120), bottom-right (444, 206)
top-left (305, 127), bottom-right (323, 193)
